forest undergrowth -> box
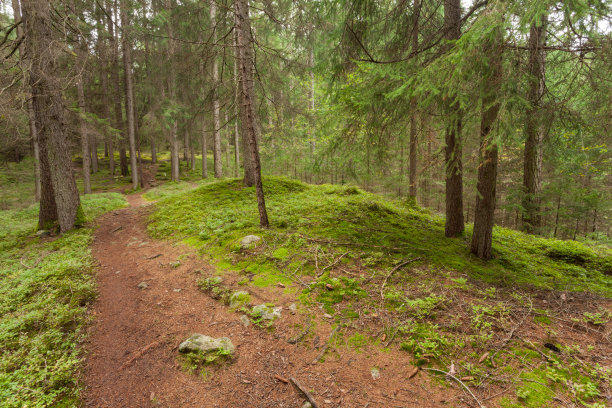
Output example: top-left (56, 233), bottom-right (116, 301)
top-left (0, 191), bottom-right (126, 407)
top-left (147, 176), bottom-right (612, 408)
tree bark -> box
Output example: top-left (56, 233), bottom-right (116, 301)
top-left (211, 0), bottom-right (223, 178)
top-left (521, 15), bottom-right (547, 234)
top-left (408, 0), bottom-right (420, 200)
top-left (120, 0), bottom-right (138, 190)
top-left (107, 0), bottom-right (127, 177)
top-left (233, 23), bottom-right (240, 178)
top-left (470, 26), bottom-right (503, 260)
top-left (22, 0), bottom-right (82, 232)
top-left (165, 0), bottom-right (180, 181)
top-left (77, 71), bottom-right (92, 194)
top-left (443, 0), bottom-right (464, 237)
top-left (235, 0), bottom-right (269, 228)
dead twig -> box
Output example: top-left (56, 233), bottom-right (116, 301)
top-left (290, 377), bottom-right (319, 408)
top-left (120, 340), bottom-right (163, 370)
top-left (274, 374), bottom-right (289, 384)
top-left (380, 258), bottom-right (420, 299)
top-left (423, 368), bottom-right (484, 408)
top-left (312, 325), bottom-right (341, 364)
top-left (288, 319), bottom-right (312, 344)
top-left (317, 252), bottom-right (348, 277)
top-left (111, 226), bottom-right (123, 233)
top-left (498, 297), bottom-right (532, 349)
top-left (144, 253), bottom-right (162, 260)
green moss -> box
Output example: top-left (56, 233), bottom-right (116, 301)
top-left (272, 247), bottom-right (290, 260)
top-left (0, 193), bottom-right (126, 407)
top-left (146, 177), bottom-right (612, 301)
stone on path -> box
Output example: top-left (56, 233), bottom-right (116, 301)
top-left (178, 334), bottom-right (235, 357)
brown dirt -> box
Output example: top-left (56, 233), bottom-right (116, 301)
top-left (82, 193), bottom-right (459, 407)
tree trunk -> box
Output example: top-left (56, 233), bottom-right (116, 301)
top-left (22, 0), bottom-right (82, 232)
top-left (443, 0), bottom-right (464, 237)
top-left (151, 137), bottom-right (157, 163)
top-left (11, 0), bottom-right (41, 201)
top-left (201, 119), bottom-right (208, 178)
top-left (211, 1), bottom-right (222, 178)
top-left (521, 15), bottom-right (547, 234)
top-left (470, 26), bottom-right (503, 260)
top-left (235, 0), bottom-right (269, 227)
top-left (309, 45), bottom-right (316, 154)
top-left (107, 0), bottom-right (126, 177)
top-left (90, 134), bottom-right (98, 172)
top-left (165, 0), bottom-right (179, 181)
top-left (77, 74), bottom-right (92, 194)
top-left (408, 0), bottom-right (420, 200)
top-left (233, 25), bottom-right (240, 178)
top-left (120, 0), bottom-right (138, 189)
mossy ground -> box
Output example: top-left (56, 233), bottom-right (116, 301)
top-left (0, 192), bottom-right (127, 407)
top-left (147, 176), bottom-right (612, 407)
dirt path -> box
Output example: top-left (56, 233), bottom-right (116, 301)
top-left (83, 192), bottom-right (453, 407)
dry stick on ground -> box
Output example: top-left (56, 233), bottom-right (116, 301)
top-left (120, 340), bottom-right (163, 370)
top-left (380, 258), bottom-right (420, 299)
top-left (111, 226), bottom-right (123, 233)
top-left (312, 325), bottom-right (341, 364)
top-left (290, 377), bottom-right (319, 408)
top-left (287, 318), bottom-right (312, 344)
top-left (498, 297), bottom-right (533, 349)
top-left (317, 252), bottom-right (348, 277)
top-left (423, 368), bottom-right (485, 408)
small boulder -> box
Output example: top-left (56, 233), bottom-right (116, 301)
top-left (240, 235), bottom-right (261, 249)
top-left (252, 304), bottom-right (282, 322)
top-left (370, 367), bottom-right (380, 380)
top-left (230, 291), bottom-right (251, 309)
top-left (137, 281), bottom-right (148, 289)
top-left (35, 230), bottom-right (50, 238)
top-left (239, 315), bottom-right (251, 327)
top-left (178, 334), bottom-right (235, 358)
top-left (302, 402), bottom-right (313, 408)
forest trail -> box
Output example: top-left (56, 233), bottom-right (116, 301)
top-left (82, 183), bottom-right (454, 407)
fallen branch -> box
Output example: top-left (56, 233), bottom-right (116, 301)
top-left (111, 226), bottom-right (123, 233)
top-left (317, 252), bottom-right (348, 277)
top-left (288, 319), bottom-right (312, 344)
top-left (423, 368), bottom-right (484, 408)
top-left (498, 298), bottom-right (532, 349)
top-left (274, 374), bottom-right (289, 384)
top-left (312, 325), bottom-right (341, 364)
top-left (120, 340), bottom-right (163, 370)
top-left (298, 234), bottom-right (409, 252)
top-left (380, 258), bottom-right (420, 299)
top-left (144, 253), bottom-right (162, 260)
top-left (290, 377), bottom-right (319, 408)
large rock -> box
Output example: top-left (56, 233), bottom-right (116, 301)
top-left (178, 334), bottom-right (235, 358)
top-left (252, 304), bottom-right (282, 321)
top-left (240, 235), bottom-right (261, 249)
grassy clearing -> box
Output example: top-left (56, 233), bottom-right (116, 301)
top-left (0, 193), bottom-right (127, 408)
top-left (147, 177), bottom-right (612, 407)
top-left (0, 158), bottom-right (38, 210)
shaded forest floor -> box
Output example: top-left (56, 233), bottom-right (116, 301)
top-left (1, 157), bottom-right (612, 407)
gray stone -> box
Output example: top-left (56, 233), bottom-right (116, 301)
top-left (370, 367), bottom-right (380, 380)
top-left (288, 303), bottom-right (297, 313)
top-left (229, 291), bottom-right (251, 309)
top-left (252, 304), bottom-right (282, 321)
top-left (240, 235), bottom-right (261, 249)
top-left (35, 230), bottom-right (50, 237)
top-left (137, 281), bottom-right (148, 289)
top-left (240, 314), bottom-right (251, 327)
top-left (302, 402), bottom-right (313, 408)
top-left (178, 334), bottom-right (235, 356)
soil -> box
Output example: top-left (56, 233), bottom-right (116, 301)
top-left (82, 186), bottom-right (458, 407)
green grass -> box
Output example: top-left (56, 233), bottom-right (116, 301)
top-left (0, 158), bottom-right (38, 210)
top-left (147, 177), bottom-right (612, 296)
top-left (0, 193), bottom-right (127, 407)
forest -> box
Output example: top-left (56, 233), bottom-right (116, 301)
top-left (0, 0), bottom-right (611, 407)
